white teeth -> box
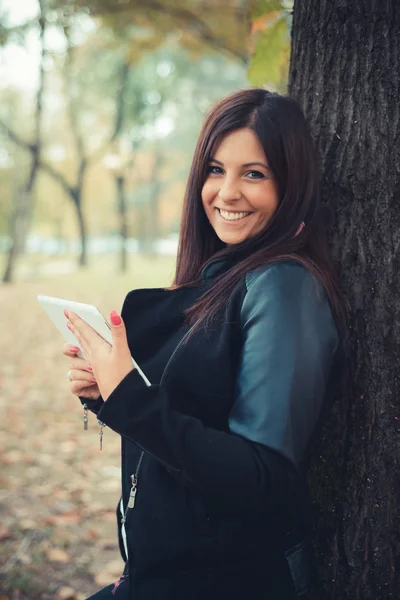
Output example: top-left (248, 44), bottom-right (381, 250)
top-left (218, 209), bottom-right (251, 221)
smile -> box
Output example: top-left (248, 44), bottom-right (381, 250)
top-left (217, 208), bottom-right (252, 222)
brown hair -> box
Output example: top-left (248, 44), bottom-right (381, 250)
top-left (174, 88), bottom-right (346, 339)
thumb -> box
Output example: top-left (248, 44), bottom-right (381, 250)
top-left (110, 310), bottom-right (127, 348)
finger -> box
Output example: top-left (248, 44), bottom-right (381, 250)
top-left (69, 358), bottom-right (93, 372)
top-left (62, 343), bottom-right (81, 358)
top-left (68, 369), bottom-right (97, 383)
top-left (70, 379), bottom-right (94, 391)
top-left (67, 312), bottom-right (104, 350)
top-left (70, 381), bottom-right (99, 398)
top-left (66, 319), bottom-right (86, 349)
top-left (109, 311), bottom-right (129, 355)
top-left (66, 324), bottom-right (90, 358)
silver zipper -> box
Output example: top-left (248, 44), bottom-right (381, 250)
top-left (121, 451), bottom-right (144, 524)
top-left (121, 322), bottom-right (197, 524)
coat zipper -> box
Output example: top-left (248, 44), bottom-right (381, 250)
top-left (121, 322), bottom-right (197, 525)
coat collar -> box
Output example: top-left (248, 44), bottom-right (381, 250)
top-left (201, 257), bottom-right (232, 281)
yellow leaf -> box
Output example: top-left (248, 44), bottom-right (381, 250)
top-left (46, 547), bottom-right (70, 563)
top-left (251, 11), bottom-right (281, 34)
top-left (248, 15), bottom-right (290, 90)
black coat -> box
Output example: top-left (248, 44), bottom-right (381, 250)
top-left (81, 259), bottom-right (340, 599)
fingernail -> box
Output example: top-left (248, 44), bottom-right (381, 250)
top-left (67, 322), bottom-right (72, 330)
top-left (110, 311), bottom-right (122, 326)
top-left (70, 346), bottom-right (80, 353)
top-left (87, 365), bottom-right (93, 371)
top-left (64, 309), bottom-right (69, 318)
top-left (92, 376), bottom-right (97, 382)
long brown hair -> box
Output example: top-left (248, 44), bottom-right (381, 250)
top-left (174, 88), bottom-right (346, 338)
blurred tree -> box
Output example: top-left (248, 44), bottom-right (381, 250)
top-left (0, 89), bottom-right (28, 236)
top-left (0, 7), bottom-right (145, 269)
top-left (1, 0), bottom-right (48, 283)
top-left (123, 44), bottom-right (248, 253)
top-left (252, 1), bottom-right (400, 598)
top-left (36, 21), bottom-right (135, 267)
top-left (0, 0), bottom-right (249, 276)
top-left (52, 0), bottom-right (249, 63)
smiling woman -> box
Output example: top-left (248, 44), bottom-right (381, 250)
top-left (63, 88), bottom-right (347, 600)
top-left (201, 128), bottom-right (279, 245)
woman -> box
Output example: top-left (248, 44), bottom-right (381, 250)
top-left (63, 88), bottom-right (345, 599)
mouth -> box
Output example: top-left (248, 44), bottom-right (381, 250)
top-left (216, 208), bottom-right (253, 222)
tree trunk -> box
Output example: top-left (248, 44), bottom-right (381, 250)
top-left (145, 148), bottom-right (163, 255)
top-left (2, 0), bottom-right (47, 283)
top-left (2, 183), bottom-right (34, 283)
top-left (115, 174), bottom-right (128, 273)
top-left (72, 189), bottom-right (87, 267)
top-left (289, 2), bottom-right (400, 599)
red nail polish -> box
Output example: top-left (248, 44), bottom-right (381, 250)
top-left (87, 365), bottom-right (93, 371)
top-left (67, 322), bottom-right (72, 330)
top-left (64, 309), bottom-right (69, 318)
top-left (110, 311), bottom-right (122, 326)
top-left (70, 346), bottom-right (80, 353)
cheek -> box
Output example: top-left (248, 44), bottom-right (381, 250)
top-left (201, 180), bottom-right (217, 208)
top-left (252, 186), bottom-right (279, 215)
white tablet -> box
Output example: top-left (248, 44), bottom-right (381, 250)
top-left (37, 295), bottom-right (150, 387)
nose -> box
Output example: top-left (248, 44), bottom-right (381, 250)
top-left (218, 180), bottom-right (242, 202)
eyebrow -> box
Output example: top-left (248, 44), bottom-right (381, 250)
top-left (209, 158), bottom-right (269, 169)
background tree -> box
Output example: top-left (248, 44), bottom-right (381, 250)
top-left (37, 21), bottom-right (136, 267)
top-left (1, 0), bottom-right (47, 283)
top-left (252, 1), bottom-right (400, 598)
top-left (62, 0), bottom-right (249, 63)
top-left (0, 0), bottom-right (249, 279)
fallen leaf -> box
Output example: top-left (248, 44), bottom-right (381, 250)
top-left (0, 525), bottom-right (11, 540)
top-left (46, 548), bottom-right (70, 563)
top-left (42, 512), bottom-right (81, 526)
top-left (19, 519), bottom-right (37, 530)
top-left (84, 527), bottom-right (98, 540)
top-left (57, 587), bottom-right (77, 600)
top-left (94, 558), bottom-right (124, 586)
top-left (2, 449), bottom-right (23, 463)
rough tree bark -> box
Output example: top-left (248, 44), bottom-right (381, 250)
top-left (289, 2), bottom-right (400, 599)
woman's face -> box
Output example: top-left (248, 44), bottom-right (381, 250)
top-left (201, 127), bottom-right (279, 245)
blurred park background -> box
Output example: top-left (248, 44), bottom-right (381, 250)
top-left (0, 1), bottom-right (292, 598)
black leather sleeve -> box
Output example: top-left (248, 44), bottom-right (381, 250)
top-left (96, 263), bottom-right (338, 512)
top-left (229, 262), bottom-right (339, 469)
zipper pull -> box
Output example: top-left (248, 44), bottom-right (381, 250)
top-left (127, 474), bottom-right (137, 508)
top-left (121, 472), bottom-right (140, 524)
top-left (97, 419), bottom-right (106, 450)
top-left (83, 403), bottom-right (88, 430)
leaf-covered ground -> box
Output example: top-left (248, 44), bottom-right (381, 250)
top-left (0, 254), bottom-right (176, 600)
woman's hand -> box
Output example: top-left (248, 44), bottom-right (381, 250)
top-left (62, 343), bottom-right (101, 400)
top-left (64, 310), bottom-right (134, 401)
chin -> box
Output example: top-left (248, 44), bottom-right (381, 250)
top-left (215, 230), bottom-right (248, 245)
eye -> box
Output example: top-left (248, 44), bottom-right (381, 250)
top-left (246, 170), bottom-right (266, 180)
top-left (206, 165), bottom-right (223, 175)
